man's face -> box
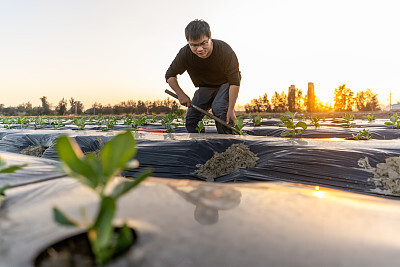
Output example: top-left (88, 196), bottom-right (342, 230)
top-left (188, 36), bottom-right (212, 59)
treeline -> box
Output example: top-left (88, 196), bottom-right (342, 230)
top-left (245, 83), bottom-right (380, 113)
top-left (0, 96), bottom-right (180, 116)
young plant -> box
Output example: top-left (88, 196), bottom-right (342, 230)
top-left (342, 113), bottom-right (355, 127)
top-left (174, 109), bottom-right (186, 122)
top-left (365, 114), bottom-right (376, 123)
top-left (2, 118), bottom-right (14, 129)
top-left (234, 116), bottom-right (248, 135)
top-left (53, 131), bottom-right (151, 265)
top-left (102, 117), bottom-right (116, 132)
top-left (280, 111), bottom-right (307, 137)
top-left (123, 115), bottom-right (133, 125)
top-left (34, 117), bottom-right (47, 129)
top-left (251, 115), bottom-right (262, 126)
top-left (384, 113), bottom-right (400, 129)
top-left (52, 119), bottom-right (65, 129)
top-left (351, 129), bottom-right (372, 140)
top-left (310, 115), bottom-right (320, 128)
top-left (73, 118), bottom-right (86, 130)
top-left (16, 117), bottom-right (30, 129)
top-left (203, 115), bottom-right (211, 126)
top-left (161, 112), bottom-right (177, 133)
top-left (196, 120), bottom-right (205, 133)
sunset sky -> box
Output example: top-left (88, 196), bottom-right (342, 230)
top-left (1, 0), bottom-right (399, 109)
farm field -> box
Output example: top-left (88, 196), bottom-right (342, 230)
top-left (1, 111), bottom-right (400, 266)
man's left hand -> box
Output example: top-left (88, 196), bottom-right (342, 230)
top-left (226, 109), bottom-right (236, 125)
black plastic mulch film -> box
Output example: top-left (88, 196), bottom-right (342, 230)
top-left (0, 127), bottom-right (400, 198)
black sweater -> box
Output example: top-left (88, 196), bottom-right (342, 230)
top-left (165, 39), bottom-right (241, 88)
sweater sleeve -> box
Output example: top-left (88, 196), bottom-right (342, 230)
top-left (165, 47), bottom-right (187, 82)
top-left (224, 50), bottom-right (241, 86)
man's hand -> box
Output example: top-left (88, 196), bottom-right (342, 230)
top-left (226, 109), bottom-right (236, 125)
top-left (178, 93), bottom-right (191, 107)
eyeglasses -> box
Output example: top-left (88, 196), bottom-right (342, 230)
top-left (189, 38), bottom-right (210, 49)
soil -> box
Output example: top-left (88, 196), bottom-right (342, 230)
top-left (194, 143), bottom-right (259, 182)
top-left (358, 156), bottom-right (400, 195)
top-left (19, 145), bottom-right (46, 157)
top-left (34, 227), bottom-right (137, 267)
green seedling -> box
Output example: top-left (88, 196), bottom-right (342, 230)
top-left (96, 113), bottom-right (104, 125)
top-left (149, 117), bottom-right (158, 123)
top-left (280, 111), bottom-right (307, 137)
top-left (342, 113), bottom-right (355, 127)
top-left (34, 117), bottom-right (47, 129)
top-left (310, 115), bottom-right (320, 128)
top-left (251, 115), bottom-right (262, 126)
top-left (234, 116), bottom-right (248, 135)
top-left (203, 115), bottom-right (211, 126)
top-left (16, 117), bottom-right (29, 129)
top-left (52, 119), bottom-right (65, 129)
top-left (74, 118), bottom-right (86, 130)
top-left (196, 120), bottom-right (205, 133)
top-left (174, 109), bottom-right (186, 122)
top-left (365, 114), bottom-right (376, 123)
top-left (102, 117), bottom-right (116, 132)
top-left (2, 118), bottom-right (14, 129)
top-left (123, 116), bottom-right (133, 125)
top-left (161, 112), bottom-right (177, 133)
top-left (351, 129), bottom-right (372, 140)
top-left (384, 113), bottom-right (400, 129)
top-left (53, 131), bottom-right (151, 265)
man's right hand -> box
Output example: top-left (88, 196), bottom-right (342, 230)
top-left (178, 93), bottom-right (191, 107)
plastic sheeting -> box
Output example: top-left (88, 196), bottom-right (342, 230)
top-left (1, 130), bottom-right (400, 198)
top-left (0, 152), bottom-right (64, 188)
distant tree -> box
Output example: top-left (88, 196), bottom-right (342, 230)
top-left (40, 96), bottom-right (52, 115)
top-left (69, 98), bottom-right (84, 114)
top-left (294, 88), bottom-right (303, 112)
top-left (271, 91), bottom-right (288, 112)
top-left (355, 88), bottom-right (379, 111)
top-left (333, 84), bottom-right (354, 111)
top-left (56, 98), bottom-right (68, 115)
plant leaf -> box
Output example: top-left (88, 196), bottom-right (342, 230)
top-left (53, 207), bottom-right (81, 227)
top-left (296, 121), bottom-right (308, 130)
top-left (0, 184), bottom-right (10, 195)
top-left (113, 224), bottom-right (134, 256)
top-left (56, 136), bottom-right (99, 188)
top-left (100, 131), bottom-right (137, 179)
top-left (111, 169), bottom-right (152, 199)
top-left (0, 164), bottom-right (27, 174)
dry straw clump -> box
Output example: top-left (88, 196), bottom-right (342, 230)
top-left (19, 145), bottom-right (46, 157)
top-left (194, 143), bottom-right (259, 182)
top-left (358, 156), bottom-right (400, 195)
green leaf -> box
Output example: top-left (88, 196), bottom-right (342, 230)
top-left (111, 169), bottom-right (152, 199)
top-left (0, 184), bottom-right (10, 195)
top-left (53, 207), bottom-right (81, 227)
top-left (296, 121), bottom-right (308, 130)
top-left (113, 224), bottom-right (134, 256)
top-left (0, 163), bottom-right (27, 174)
top-left (100, 131), bottom-right (137, 179)
top-left (56, 136), bottom-right (99, 188)
top-left (384, 122), bottom-right (394, 127)
top-left (281, 131), bottom-right (289, 137)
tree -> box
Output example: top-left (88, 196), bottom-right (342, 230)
top-left (56, 98), bottom-right (68, 115)
top-left (355, 88), bottom-right (379, 111)
top-left (69, 97), bottom-right (84, 114)
top-left (40, 96), bottom-right (52, 115)
top-left (333, 84), bottom-right (354, 111)
top-left (271, 91), bottom-right (288, 112)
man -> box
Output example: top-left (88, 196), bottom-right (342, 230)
top-left (165, 19), bottom-right (241, 134)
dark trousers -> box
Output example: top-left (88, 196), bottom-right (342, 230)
top-left (186, 83), bottom-right (232, 134)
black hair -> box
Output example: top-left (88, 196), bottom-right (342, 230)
top-left (185, 19), bottom-right (211, 41)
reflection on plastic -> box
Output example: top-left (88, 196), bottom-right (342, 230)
top-left (168, 184), bottom-right (242, 225)
top-left (313, 186), bottom-right (325, 198)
